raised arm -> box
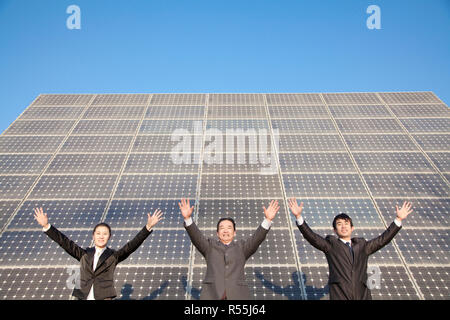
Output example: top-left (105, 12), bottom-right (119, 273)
top-left (116, 209), bottom-right (163, 262)
top-left (243, 200), bottom-right (279, 258)
top-left (288, 198), bottom-right (331, 253)
top-left (179, 198), bottom-right (209, 256)
top-left (34, 207), bottom-right (86, 261)
top-left (365, 201), bottom-right (412, 255)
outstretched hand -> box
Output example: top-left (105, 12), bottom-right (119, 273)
top-left (178, 198), bottom-right (194, 219)
top-left (396, 201), bottom-right (413, 221)
top-left (263, 200), bottom-right (280, 222)
top-left (146, 209), bottom-right (164, 230)
top-left (33, 207), bottom-right (49, 229)
top-left (288, 198), bottom-right (304, 219)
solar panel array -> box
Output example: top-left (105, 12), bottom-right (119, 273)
top-left (0, 92), bottom-right (448, 300)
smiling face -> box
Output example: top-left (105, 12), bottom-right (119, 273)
top-left (333, 218), bottom-right (355, 241)
top-left (217, 220), bottom-right (236, 245)
top-left (93, 225), bottom-right (110, 249)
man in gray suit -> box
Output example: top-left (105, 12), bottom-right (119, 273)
top-left (288, 198), bottom-right (413, 300)
top-left (179, 198), bottom-right (279, 300)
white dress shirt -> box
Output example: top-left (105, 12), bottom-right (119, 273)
top-left (184, 217), bottom-right (273, 230)
top-left (87, 246), bottom-right (106, 300)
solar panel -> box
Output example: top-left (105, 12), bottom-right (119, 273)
top-left (0, 92), bottom-right (448, 300)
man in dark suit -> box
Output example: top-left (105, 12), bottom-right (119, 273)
top-left (33, 207), bottom-right (163, 300)
top-left (288, 198), bottom-right (413, 300)
top-left (178, 198), bottom-right (279, 300)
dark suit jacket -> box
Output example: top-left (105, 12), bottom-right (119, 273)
top-left (45, 225), bottom-right (152, 300)
top-left (185, 221), bottom-right (269, 300)
top-left (297, 220), bottom-right (401, 300)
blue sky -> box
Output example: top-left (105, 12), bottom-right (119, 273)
top-left (0, 0), bottom-right (449, 133)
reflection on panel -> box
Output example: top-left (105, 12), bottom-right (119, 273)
top-left (9, 200), bottom-right (108, 229)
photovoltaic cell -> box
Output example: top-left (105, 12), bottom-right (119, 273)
top-left (200, 174), bottom-right (282, 198)
top-left (0, 230), bottom-right (92, 266)
top-left (271, 119), bottom-right (336, 134)
top-left (114, 174), bottom-right (197, 199)
top-left (283, 174), bottom-right (368, 197)
top-left (379, 92), bottom-right (441, 104)
top-left (329, 105), bottom-right (390, 118)
top-left (73, 120), bottom-right (139, 134)
top-left (4, 120), bottom-right (75, 135)
top-left (426, 152), bottom-right (450, 172)
top-left (413, 134), bottom-right (450, 151)
top-left (0, 154), bottom-right (51, 174)
top-left (336, 119), bottom-right (402, 133)
top-left (145, 105), bottom-right (204, 119)
top-left (150, 94), bottom-right (206, 106)
top-left (268, 106), bottom-right (329, 118)
top-left (353, 152), bottom-right (435, 173)
top-left (363, 174), bottom-right (449, 197)
top-left (132, 135), bottom-right (202, 153)
top-left (83, 106), bottom-right (146, 119)
top-left (124, 153), bottom-right (199, 174)
top-left (289, 199), bottom-right (383, 228)
top-left (209, 94), bottom-right (265, 106)
top-left (401, 118), bottom-right (450, 133)
top-left (0, 201), bottom-right (21, 230)
top-left (266, 93), bottom-right (324, 106)
top-left (29, 175), bottom-right (117, 199)
top-left (375, 198), bottom-right (450, 228)
top-left (140, 120), bottom-right (203, 134)
top-left (46, 154), bottom-right (126, 174)
top-left (32, 94), bottom-right (92, 106)
top-left (322, 93), bottom-right (381, 105)
top-left (0, 175), bottom-right (38, 200)
top-left (279, 153), bottom-right (356, 173)
top-left (19, 106), bottom-right (85, 120)
top-left (409, 266), bottom-right (450, 299)
top-left (344, 134), bottom-right (418, 151)
top-left (9, 200), bottom-right (108, 229)
top-left (279, 135), bottom-right (346, 152)
top-left (0, 136), bottom-right (65, 153)
top-left (92, 94), bottom-right (150, 106)
top-left (389, 104), bottom-right (450, 118)
top-left (208, 105), bottom-right (266, 118)
top-left (196, 199), bottom-right (289, 228)
top-left (61, 135), bottom-right (133, 153)
top-left (207, 119), bottom-right (269, 131)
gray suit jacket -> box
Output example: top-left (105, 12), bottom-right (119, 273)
top-left (45, 225), bottom-right (152, 300)
top-left (185, 221), bottom-right (270, 300)
top-left (297, 220), bottom-right (401, 300)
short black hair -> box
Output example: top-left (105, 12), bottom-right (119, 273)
top-left (217, 217), bottom-right (236, 232)
top-left (332, 213), bottom-right (353, 229)
top-left (93, 222), bottom-right (112, 237)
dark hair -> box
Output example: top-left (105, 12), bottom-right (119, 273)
top-left (332, 213), bottom-right (353, 229)
top-left (217, 217), bottom-right (236, 232)
top-left (93, 222), bottom-right (112, 237)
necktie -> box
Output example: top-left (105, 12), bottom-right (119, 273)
top-left (94, 250), bottom-right (102, 270)
top-left (345, 242), bottom-right (354, 261)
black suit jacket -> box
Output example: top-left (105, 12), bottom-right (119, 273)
top-left (297, 220), bottom-right (401, 300)
top-left (45, 225), bottom-right (152, 300)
